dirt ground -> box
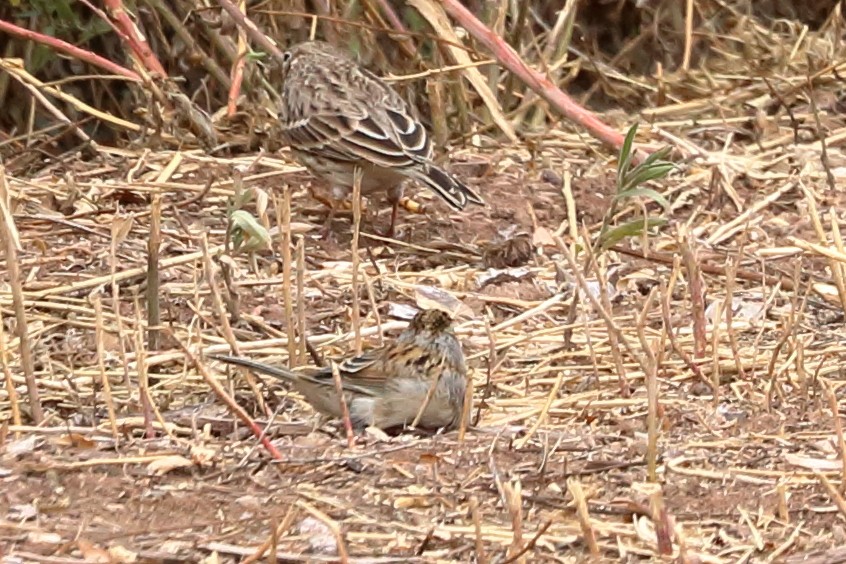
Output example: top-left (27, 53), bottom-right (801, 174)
top-left (2, 127), bottom-right (846, 564)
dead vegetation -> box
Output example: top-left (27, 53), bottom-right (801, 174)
top-left (2, 0), bottom-right (846, 562)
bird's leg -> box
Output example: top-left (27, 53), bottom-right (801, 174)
top-left (307, 187), bottom-right (336, 210)
top-left (309, 184), bottom-right (361, 239)
top-left (379, 184), bottom-right (404, 239)
top-left (378, 185), bottom-right (428, 239)
top-left (319, 205), bottom-right (337, 239)
top-left (316, 186), bottom-right (345, 239)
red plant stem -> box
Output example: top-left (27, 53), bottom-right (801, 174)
top-left (174, 337), bottom-right (284, 461)
top-left (439, 0), bottom-right (633, 155)
top-left (102, 0), bottom-right (167, 76)
top-left (0, 19), bottom-right (140, 81)
top-left (218, 0), bottom-right (286, 61)
top-left (370, 0), bottom-right (419, 58)
top-left (227, 1), bottom-right (248, 117)
top-left (373, 0), bottom-right (408, 33)
top-left (228, 59), bottom-right (246, 117)
top-left (78, 0), bottom-right (134, 45)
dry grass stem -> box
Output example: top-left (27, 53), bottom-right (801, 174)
top-left (296, 236), bottom-right (307, 365)
top-left (243, 505), bottom-right (297, 564)
top-left (146, 193), bottom-right (162, 351)
top-left (92, 295), bottom-right (119, 441)
top-left (330, 360), bottom-right (356, 449)
top-left (134, 295), bottom-right (157, 439)
top-left (637, 288), bottom-right (660, 482)
top-left (202, 235), bottom-right (266, 412)
top-left (277, 189), bottom-right (297, 367)
top-left (351, 167), bottom-right (363, 353)
top-left (0, 310), bottom-right (21, 434)
top-left (568, 477), bottom-right (598, 556)
top-left (296, 500), bottom-right (350, 563)
top-left (0, 166), bottom-right (41, 423)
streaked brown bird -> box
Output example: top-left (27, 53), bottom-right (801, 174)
top-left (278, 41), bottom-right (484, 236)
top-left (212, 309), bottom-right (469, 431)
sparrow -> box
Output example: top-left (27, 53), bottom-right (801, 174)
top-left (277, 41), bottom-right (484, 236)
top-left (212, 309), bottom-right (469, 431)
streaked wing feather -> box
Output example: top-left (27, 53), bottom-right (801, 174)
top-left (385, 109), bottom-right (429, 156)
top-left (284, 111), bottom-right (418, 169)
top-left (299, 371), bottom-right (379, 396)
top-left (303, 348), bottom-right (389, 394)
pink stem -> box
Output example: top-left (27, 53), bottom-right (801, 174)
top-left (0, 18), bottom-right (140, 81)
top-left (440, 0), bottom-right (634, 154)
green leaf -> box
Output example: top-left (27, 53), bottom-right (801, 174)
top-left (246, 50), bottom-right (267, 62)
top-left (229, 210), bottom-right (271, 253)
top-left (614, 187), bottom-right (671, 210)
top-left (617, 124), bottom-right (638, 185)
top-left (599, 217), bottom-right (667, 250)
top-left (621, 163), bottom-right (675, 193)
top-left (640, 146), bottom-right (673, 168)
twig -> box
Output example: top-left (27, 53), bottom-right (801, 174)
top-left (567, 477), bottom-right (599, 556)
top-left (469, 497), bottom-right (488, 564)
top-left (0, 166), bottom-right (42, 423)
top-left (295, 501), bottom-right (350, 564)
top-left (109, 213), bottom-right (134, 388)
top-left (500, 521), bottom-right (553, 564)
top-left (227, 0), bottom-right (249, 117)
top-left (679, 226), bottom-right (706, 359)
top-left (143, 0), bottom-right (231, 88)
top-left (296, 236), bottom-right (307, 365)
top-left (408, 0), bottom-right (518, 143)
top-left (331, 361), bottom-right (356, 449)
top-left (91, 295), bottom-right (119, 442)
top-left (647, 484), bottom-right (674, 555)
top-left (133, 295), bottom-right (170, 440)
top-left (201, 235), bottom-right (266, 413)
top-left (0, 308), bottom-right (22, 434)
top-left (351, 167), bottom-right (363, 353)
top-left (637, 287), bottom-right (660, 481)
top-left (243, 505), bottom-right (297, 563)
top-left (173, 333), bottom-right (283, 461)
top-left (217, 0), bottom-right (286, 63)
top-left (277, 189), bottom-right (297, 367)
top-left (365, 0), bottom-right (419, 58)
top-left (660, 276), bottom-right (712, 393)
top-left (438, 0), bottom-right (635, 155)
top-left (0, 18), bottom-right (141, 80)
top-left (502, 478), bottom-right (524, 562)
top-left (101, 0), bottom-right (167, 76)
top-left (146, 194), bottom-right (162, 351)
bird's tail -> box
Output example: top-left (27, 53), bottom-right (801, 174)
top-left (413, 165), bottom-right (484, 211)
top-left (211, 354), bottom-right (299, 383)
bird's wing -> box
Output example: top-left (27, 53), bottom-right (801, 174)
top-left (282, 66), bottom-right (432, 169)
top-left (284, 109), bottom-right (431, 169)
top-left (302, 347), bottom-right (391, 395)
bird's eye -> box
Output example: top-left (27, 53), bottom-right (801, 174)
top-left (281, 51), bottom-right (292, 65)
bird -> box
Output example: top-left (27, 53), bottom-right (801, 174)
top-left (211, 309), bottom-right (470, 431)
top-left (277, 40), bottom-right (484, 236)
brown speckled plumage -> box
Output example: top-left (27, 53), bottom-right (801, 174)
top-left (213, 309), bottom-right (469, 431)
top-left (278, 41), bottom-right (483, 231)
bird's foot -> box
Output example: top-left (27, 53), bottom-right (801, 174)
top-left (399, 197), bottom-right (426, 215)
